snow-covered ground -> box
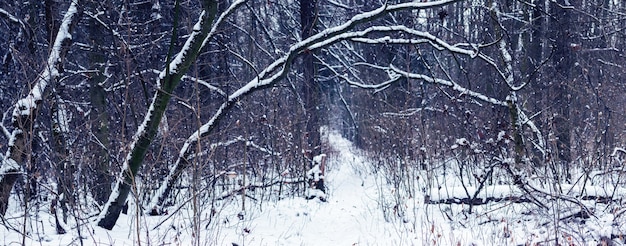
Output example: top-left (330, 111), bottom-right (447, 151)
top-left (1, 133), bottom-right (624, 245)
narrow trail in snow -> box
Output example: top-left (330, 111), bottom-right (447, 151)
top-left (230, 133), bottom-right (412, 246)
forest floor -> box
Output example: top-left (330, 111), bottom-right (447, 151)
top-left (1, 133), bottom-right (624, 245)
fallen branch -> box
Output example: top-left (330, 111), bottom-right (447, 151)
top-left (425, 184), bottom-right (622, 206)
top-left (425, 195), bottom-right (530, 205)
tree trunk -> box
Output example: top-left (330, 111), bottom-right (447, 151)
top-left (96, 0), bottom-right (219, 230)
top-left (146, 0), bottom-right (245, 215)
top-left (0, 1), bottom-right (80, 215)
top-left (300, 0), bottom-right (324, 193)
top-left (51, 95), bottom-right (72, 234)
top-left (550, 0), bottom-right (578, 182)
top-left (87, 3), bottom-right (112, 206)
top-left (147, 0), bottom-right (462, 212)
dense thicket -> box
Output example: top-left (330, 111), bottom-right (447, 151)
top-left (0, 0), bottom-right (624, 233)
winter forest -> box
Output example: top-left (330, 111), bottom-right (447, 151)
top-left (0, 0), bottom-right (625, 245)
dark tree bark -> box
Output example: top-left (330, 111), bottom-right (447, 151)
top-left (300, 0), bottom-right (325, 193)
top-left (96, 0), bottom-right (219, 230)
top-left (550, 0), bottom-right (579, 182)
top-left (86, 3), bottom-right (113, 206)
top-left (51, 95), bottom-right (72, 234)
top-left (0, 1), bottom-right (80, 215)
top-left (300, 0), bottom-right (319, 156)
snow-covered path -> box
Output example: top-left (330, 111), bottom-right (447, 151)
top-left (7, 133), bottom-right (616, 245)
top-left (224, 134), bottom-right (419, 246)
top-left (214, 133), bottom-right (623, 246)
top-left (1, 133), bottom-right (423, 246)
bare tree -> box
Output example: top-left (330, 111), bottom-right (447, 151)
top-left (0, 0), bottom-right (80, 215)
top-left (0, 0), bottom-right (624, 238)
top-left (95, 0), bottom-right (225, 229)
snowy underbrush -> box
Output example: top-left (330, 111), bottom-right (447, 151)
top-left (367, 145), bottom-right (626, 245)
top-left (2, 134), bottom-right (626, 245)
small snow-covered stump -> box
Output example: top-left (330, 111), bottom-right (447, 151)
top-left (306, 154), bottom-right (326, 201)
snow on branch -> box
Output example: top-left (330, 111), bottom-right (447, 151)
top-left (12, 1), bottom-right (78, 121)
top-left (186, 136), bottom-right (281, 161)
top-left (228, 0), bottom-right (460, 101)
top-left (426, 183), bottom-right (625, 205)
top-left (612, 147), bottom-right (626, 157)
top-left (387, 64), bottom-right (507, 107)
top-left (297, 0), bottom-right (461, 51)
top-left (316, 57), bottom-right (395, 91)
top-left (149, 0), bottom-right (462, 212)
top-left (350, 25), bottom-right (480, 57)
top-left (361, 63), bottom-right (546, 153)
top-left (0, 1), bottom-right (80, 214)
top-left (184, 1), bottom-right (466, 169)
top-left (148, 69), bottom-right (226, 96)
top-left (0, 158), bottom-right (20, 175)
top-left (0, 8), bottom-right (27, 32)
top-left (97, 0), bottom-right (245, 229)
top-left (155, 0), bottom-right (244, 80)
top-left (158, 11), bottom-right (209, 79)
top-left (157, 0), bottom-right (245, 80)
top-left (491, 3), bottom-right (529, 92)
top-left (489, 3), bottom-right (545, 153)
top-left (0, 112), bottom-right (10, 138)
top-left (0, 8), bottom-right (21, 24)
top-left (200, 0), bottom-right (245, 48)
top-left (518, 108), bottom-right (546, 154)
top-left (345, 25), bottom-right (519, 88)
top-left (382, 107), bottom-right (445, 117)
